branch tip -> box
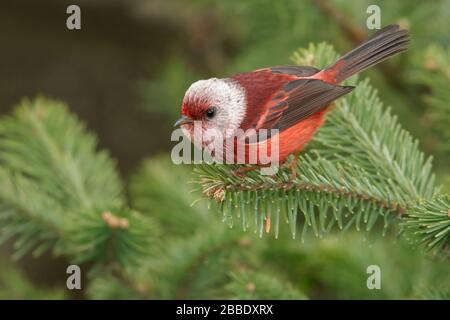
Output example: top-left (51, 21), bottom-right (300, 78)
top-left (102, 211), bottom-right (129, 229)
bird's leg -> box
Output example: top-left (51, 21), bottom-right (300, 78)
top-left (288, 153), bottom-right (300, 181)
top-left (231, 166), bottom-right (259, 178)
top-left (231, 164), bottom-right (272, 178)
top-left (234, 156), bottom-right (300, 180)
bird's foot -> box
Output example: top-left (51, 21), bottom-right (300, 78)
top-left (288, 154), bottom-right (299, 181)
top-left (231, 166), bottom-right (258, 178)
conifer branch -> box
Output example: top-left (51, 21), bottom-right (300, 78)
top-left (145, 225), bottom-right (252, 299)
top-left (196, 43), bottom-right (449, 254)
top-left (0, 97), bottom-right (159, 266)
top-left (402, 195), bottom-right (450, 255)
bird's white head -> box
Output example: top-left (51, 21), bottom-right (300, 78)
top-left (176, 78), bottom-right (247, 144)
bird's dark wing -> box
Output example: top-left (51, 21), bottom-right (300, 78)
top-left (269, 65), bottom-right (320, 77)
top-left (233, 67), bottom-right (320, 131)
top-left (256, 79), bottom-right (354, 132)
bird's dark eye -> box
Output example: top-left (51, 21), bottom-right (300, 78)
top-left (205, 107), bottom-right (216, 119)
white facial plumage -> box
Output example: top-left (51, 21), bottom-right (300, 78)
top-left (184, 78), bottom-right (247, 138)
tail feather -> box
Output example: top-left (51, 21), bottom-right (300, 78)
top-left (322, 24), bottom-right (410, 83)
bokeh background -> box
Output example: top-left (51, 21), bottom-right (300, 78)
top-left (0, 0), bottom-right (449, 299)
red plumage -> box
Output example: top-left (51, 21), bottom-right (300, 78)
top-left (177, 25), bottom-right (410, 168)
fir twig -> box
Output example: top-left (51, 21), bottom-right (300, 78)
top-left (0, 97), bottom-right (159, 267)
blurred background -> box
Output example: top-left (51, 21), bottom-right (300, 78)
top-left (0, 0), bottom-right (449, 299)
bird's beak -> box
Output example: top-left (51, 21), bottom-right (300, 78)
top-left (173, 115), bottom-right (193, 127)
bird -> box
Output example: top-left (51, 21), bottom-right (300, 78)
top-left (175, 24), bottom-right (410, 177)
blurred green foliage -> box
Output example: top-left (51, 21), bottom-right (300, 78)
top-left (0, 0), bottom-right (449, 300)
top-left (0, 258), bottom-right (66, 299)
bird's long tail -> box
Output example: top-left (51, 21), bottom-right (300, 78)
top-left (318, 24), bottom-right (410, 84)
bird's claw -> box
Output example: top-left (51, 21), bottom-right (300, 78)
top-left (289, 169), bottom-right (297, 181)
top-left (231, 166), bottom-right (258, 178)
top-left (288, 154), bottom-right (299, 181)
top-left (232, 168), bottom-right (247, 178)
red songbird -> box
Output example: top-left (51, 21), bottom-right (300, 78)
top-left (175, 24), bottom-right (409, 176)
